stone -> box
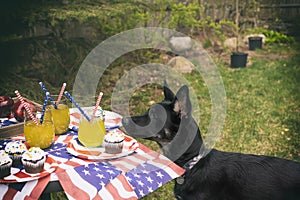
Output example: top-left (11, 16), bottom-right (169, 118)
top-left (169, 36), bottom-right (192, 52)
top-left (224, 37), bottom-right (237, 51)
top-left (167, 56), bottom-right (195, 74)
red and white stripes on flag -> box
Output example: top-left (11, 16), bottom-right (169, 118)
top-left (57, 170), bottom-right (137, 200)
top-left (57, 143), bottom-right (185, 200)
top-left (0, 176), bottom-right (50, 200)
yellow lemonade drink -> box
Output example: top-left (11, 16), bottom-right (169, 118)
top-left (43, 107), bottom-right (52, 121)
top-left (78, 118), bottom-right (106, 147)
top-left (48, 104), bottom-right (70, 135)
top-left (24, 120), bottom-right (55, 149)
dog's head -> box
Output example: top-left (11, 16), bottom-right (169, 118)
top-left (122, 84), bottom-right (192, 148)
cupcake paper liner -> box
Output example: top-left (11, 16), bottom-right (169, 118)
top-left (9, 154), bottom-right (23, 167)
top-left (103, 140), bottom-right (124, 154)
top-left (0, 161), bottom-right (12, 178)
top-left (21, 156), bottom-right (46, 174)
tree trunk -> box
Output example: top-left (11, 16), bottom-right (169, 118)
top-left (235, 0), bottom-right (239, 52)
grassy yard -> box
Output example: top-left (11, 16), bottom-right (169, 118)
top-left (129, 43), bottom-right (300, 200)
top-left (47, 42), bottom-right (300, 199)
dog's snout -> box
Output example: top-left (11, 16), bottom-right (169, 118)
top-left (149, 104), bottom-right (166, 120)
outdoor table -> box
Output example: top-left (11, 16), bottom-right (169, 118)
top-left (0, 109), bottom-right (185, 200)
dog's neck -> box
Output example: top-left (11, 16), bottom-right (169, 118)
top-left (175, 125), bottom-right (204, 167)
top-left (163, 115), bottom-right (205, 168)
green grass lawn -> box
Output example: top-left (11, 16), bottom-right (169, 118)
top-left (46, 43), bottom-right (300, 199)
top-left (130, 43), bottom-right (300, 200)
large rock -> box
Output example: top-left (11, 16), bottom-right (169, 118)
top-left (169, 36), bottom-right (192, 52)
top-left (167, 56), bottom-right (195, 74)
top-left (224, 37), bottom-right (237, 51)
top-left (244, 34), bottom-right (266, 44)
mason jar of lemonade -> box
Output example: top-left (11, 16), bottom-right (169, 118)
top-left (78, 107), bottom-right (106, 147)
top-left (24, 106), bottom-right (55, 149)
top-left (46, 96), bottom-right (70, 135)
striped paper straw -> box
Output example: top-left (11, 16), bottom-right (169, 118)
top-left (14, 90), bottom-right (39, 125)
top-left (39, 82), bottom-right (57, 109)
top-left (40, 92), bottom-right (49, 124)
top-left (91, 92), bottom-right (103, 122)
top-left (56, 82), bottom-right (66, 106)
top-left (64, 91), bottom-right (91, 121)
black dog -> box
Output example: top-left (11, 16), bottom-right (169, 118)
top-left (122, 84), bottom-right (300, 200)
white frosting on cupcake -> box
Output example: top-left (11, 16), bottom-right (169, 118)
top-left (5, 141), bottom-right (27, 155)
top-left (104, 129), bottom-right (124, 143)
top-left (0, 150), bottom-right (12, 165)
top-left (22, 147), bottom-right (45, 161)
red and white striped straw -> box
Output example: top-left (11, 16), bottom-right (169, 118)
top-left (91, 92), bottom-right (103, 122)
top-left (14, 90), bottom-right (39, 125)
top-left (56, 82), bottom-right (66, 106)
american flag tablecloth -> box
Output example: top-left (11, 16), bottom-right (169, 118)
top-left (0, 110), bottom-right (185, 200)
top-left (53, 131), bottom-right (185, 200)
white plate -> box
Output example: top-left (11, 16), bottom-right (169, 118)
top-left (0, 157), bottom-right (58, 183)
top-left (66, 131), bottom-right (139, 160)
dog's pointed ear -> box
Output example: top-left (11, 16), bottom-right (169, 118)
top-left (174, 85), bottom-right (192, 117)
top-left (163, 81), bottom-right (175, 101)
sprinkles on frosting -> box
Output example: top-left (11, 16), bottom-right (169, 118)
top-left (5, 141), bottom-right (27, 155)
top-left (0, 150), bottom-right (12, 165)
top-left (22, 147), bottom-right (45, 161)
top-left (104, 129), bottom-right (124, 143)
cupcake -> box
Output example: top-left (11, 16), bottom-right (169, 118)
top-left (21, 147), bottom-right (46, 174)
top-left (0, 150), bottom-right (13, 179)
top-left (103, 129), bottom-right (124, 154)
top-left (5, 140), bottom-right (27, 166)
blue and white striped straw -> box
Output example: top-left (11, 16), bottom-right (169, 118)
top-left (40, 92), bottom-right (49, 124)
top-left (39, 82), bottom-right (58, 109)
top-left (64, 91), bottom-right (91, 121)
